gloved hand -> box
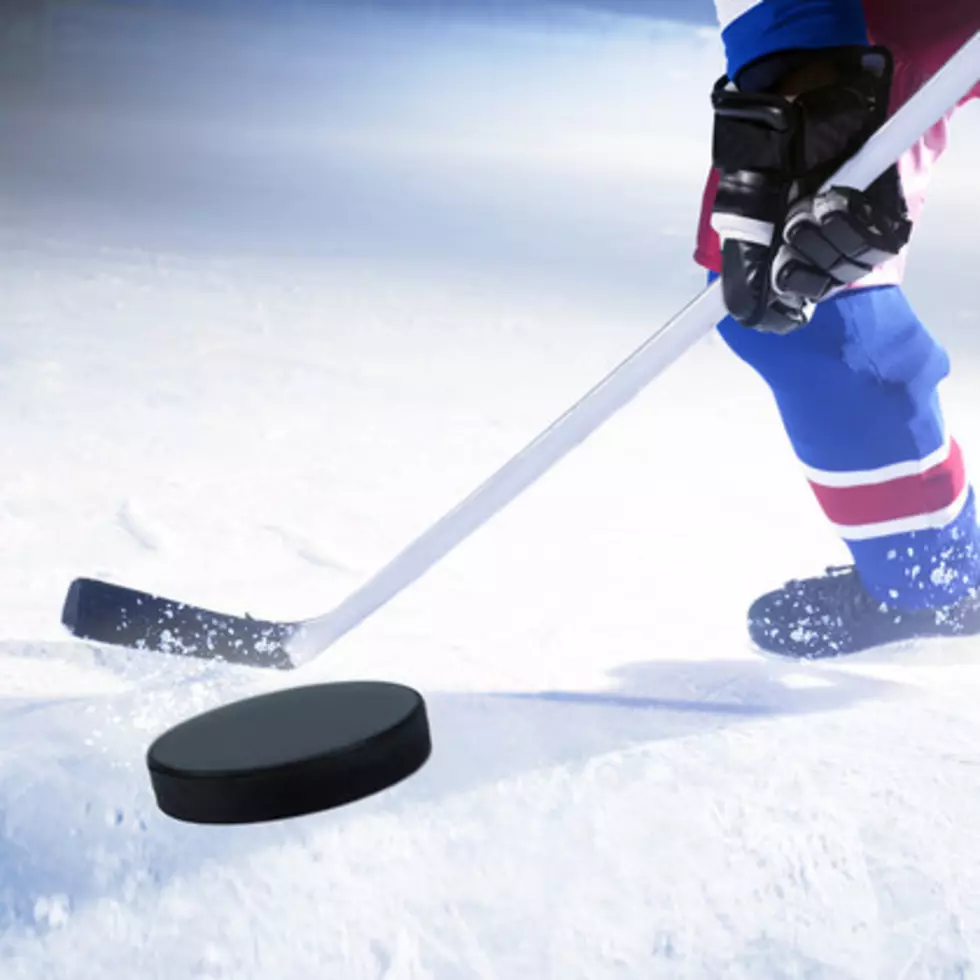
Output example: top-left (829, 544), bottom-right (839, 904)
top-left (710, 47), bottom-right (913, 333)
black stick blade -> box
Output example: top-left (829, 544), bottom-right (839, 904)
top-left (61, 577), bottom-right (297, 670)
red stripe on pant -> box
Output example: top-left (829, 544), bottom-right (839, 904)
top-left (808, 441), bottom-right (966, 528)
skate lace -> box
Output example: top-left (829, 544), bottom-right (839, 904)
top-left (826, 564), bottom-right (879, 619)
top-left (788, 564), bottom-right (874, 622)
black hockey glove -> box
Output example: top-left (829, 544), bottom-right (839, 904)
top-left (710, 47), bottom-right (912, 333)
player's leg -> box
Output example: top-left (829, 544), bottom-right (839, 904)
top-left (717, 284), bottom-right (980, 656)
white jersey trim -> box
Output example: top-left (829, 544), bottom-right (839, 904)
top-left (714, 0), bottom-right (762, 31)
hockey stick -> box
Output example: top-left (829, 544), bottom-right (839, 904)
top-left (62, 31), bottom-right (980, 670)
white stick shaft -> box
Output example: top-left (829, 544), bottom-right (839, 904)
top-left (289, 283), bottom-right (727, 662)
top-left (288, 30), bottom-right (980, 665)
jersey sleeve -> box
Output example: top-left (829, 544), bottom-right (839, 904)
top-left (715, 1), bottom-right (869, 80)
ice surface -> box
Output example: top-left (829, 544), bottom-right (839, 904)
top-left (1, 4), bottom-right (980, 977)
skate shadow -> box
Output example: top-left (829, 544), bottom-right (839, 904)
top-left (386, 655), bottom-right (905, 810)
top-left (0, 642), bottom-right (904, 935)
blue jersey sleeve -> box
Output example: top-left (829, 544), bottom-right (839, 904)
top-left (715, 1), bottom-right (869, 80)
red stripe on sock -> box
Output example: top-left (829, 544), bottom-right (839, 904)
top-left (808, 440), bottom-right (966, 528)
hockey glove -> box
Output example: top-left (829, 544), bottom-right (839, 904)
top-left (710, 47), bottom-right (912, 333)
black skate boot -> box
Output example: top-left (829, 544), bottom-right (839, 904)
top-left (748, 565), bottom-right (980, 659)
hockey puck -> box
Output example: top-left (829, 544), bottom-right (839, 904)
top-left (146, 681), bottom-right (431, 824)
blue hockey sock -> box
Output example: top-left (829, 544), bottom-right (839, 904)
top-left (715, 281), bottom-right (980, 609)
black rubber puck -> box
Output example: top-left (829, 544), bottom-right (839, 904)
top-left (146, 681), bottom-right (431, 824)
